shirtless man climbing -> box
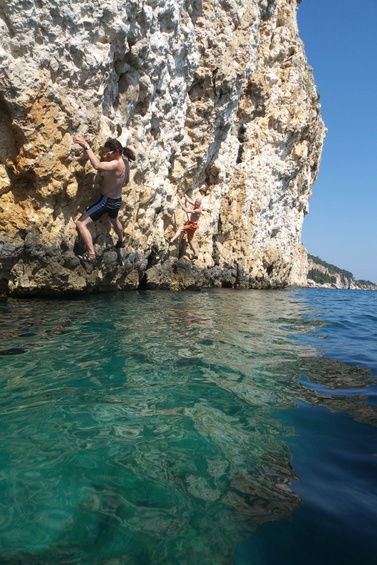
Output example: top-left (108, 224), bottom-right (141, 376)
top-left (73, 135), bottom-right (135, 265)
top-left (169, 193), bottom-right (203, 259)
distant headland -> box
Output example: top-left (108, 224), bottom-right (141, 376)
top-left (307, 255), bottom-right (377, 290)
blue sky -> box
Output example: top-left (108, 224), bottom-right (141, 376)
top-left (297, 0), bottom-right (377, 283)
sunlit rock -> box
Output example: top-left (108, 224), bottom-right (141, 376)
top-left (0, 0), bottom-right (325, 296)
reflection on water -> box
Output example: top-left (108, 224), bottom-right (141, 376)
top-left (0, 289), bottom-right (376, 563)
top-left (295, 357), bottom-right (377, 427)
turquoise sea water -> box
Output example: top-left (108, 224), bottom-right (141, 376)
top-left (0, 288), bottom-right (376, 564)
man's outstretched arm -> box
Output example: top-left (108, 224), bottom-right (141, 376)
top-left (183, 193), bottom-right (195, 205)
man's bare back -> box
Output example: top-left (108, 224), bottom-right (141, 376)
top-left (188, 206), bottom-right (202, 223)
top-left (73, 134), bottom-right (130, 199)
top-left (100, 159), bottom-right (129, 199)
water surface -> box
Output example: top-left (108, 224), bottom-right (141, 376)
top-left (0, 288), bottom-right (376, 564)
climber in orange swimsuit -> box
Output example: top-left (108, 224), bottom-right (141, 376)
top-left (169, 194), bottom-right (202, 259)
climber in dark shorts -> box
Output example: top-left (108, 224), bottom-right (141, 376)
top-left (73, 135), bottom-right (135, 265)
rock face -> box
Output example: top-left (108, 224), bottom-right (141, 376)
top-left (0, 0), bottom-right (325, 296)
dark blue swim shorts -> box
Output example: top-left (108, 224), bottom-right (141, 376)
top-left (86, 195), bottom-right (122, 221)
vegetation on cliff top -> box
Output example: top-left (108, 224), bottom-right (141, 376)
top-left (308, 254), bottom-right (353, 280)
top-left (307, 267), bottom-right (336, 285)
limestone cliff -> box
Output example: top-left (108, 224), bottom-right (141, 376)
top-left (0, 0), bottom-right (325, 296)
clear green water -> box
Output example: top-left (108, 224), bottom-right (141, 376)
top-left (0, 289), bottom-right (376, 564)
